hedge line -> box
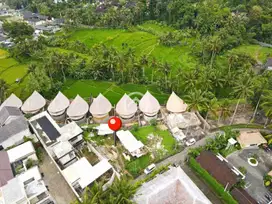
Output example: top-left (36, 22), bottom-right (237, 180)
top-left (188, 157), bottom-right (238, 204)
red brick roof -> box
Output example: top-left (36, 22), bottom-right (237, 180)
top-left (0, 151), bottom-right (14, 187)
top-left (231, 188), bottom-right (257, 204)
top-left (196, 151), bottom-right (238, 190)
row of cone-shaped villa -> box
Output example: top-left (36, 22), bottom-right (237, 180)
top-left (0, 90), bottom-right (188, 122)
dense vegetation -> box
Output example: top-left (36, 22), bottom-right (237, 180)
top-left (1, 0), bottom-right (272, 125)
top-left (72, 177), bottom-right (138, 204)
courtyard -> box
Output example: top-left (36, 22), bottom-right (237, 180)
top-left (227, 147), bottom-right (272, 203)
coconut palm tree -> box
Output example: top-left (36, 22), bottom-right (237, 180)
top-left (261, 90), bottom-right (272, 127)
top-left (230, 73), bottom-right (255, 124)
top-left (251, 72), bottom-right (271, 122)
top-left (227, 52), bottom-right (238, 73)
top-left (72, 182), bottom-right (105, 204)
top-left (184, 89), bottom-right (208, 112)
top-left (217, 99), bottom-right (231, 125)
top-left (0, 79), bottom-right (8, 104)
top-left (203, 97), bottom-right (218, 130)
top-left (27, 63), bottom-right (37, 74)
top-left (182, 71), bottom-right (197, 92)
top-left (109, 177), bottom-right (137, 204)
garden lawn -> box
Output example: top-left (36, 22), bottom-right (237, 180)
top-left (125, 154), bottom-right (151, 177)
top-left (131, 126), bottom-right (176, 153)
top-left (61, 79), bottom-right (169, 104)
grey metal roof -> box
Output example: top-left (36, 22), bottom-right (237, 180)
top-left (265, 58), bottom-right (272, 67)
top-left (0, 106), bottom-right (23, 126)
top-left (0, 35), bottom-right (6, 42)
top-left (22, 10), bottom-right (48, 21)
top-left (0, 116), bottom-right (28, 144)
top-left (54, 18), bottom-right (64, 25)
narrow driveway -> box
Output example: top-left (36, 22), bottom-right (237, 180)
top-left (39, 148), bottom-right (76, 204)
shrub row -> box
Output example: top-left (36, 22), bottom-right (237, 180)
top-left (188, 157), bottom-right (238, 204)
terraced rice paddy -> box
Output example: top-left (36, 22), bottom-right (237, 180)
top-left (61, 79), bottom-right (169, 104)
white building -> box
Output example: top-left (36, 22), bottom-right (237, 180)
top-left (139, 91), bottom-right (160, 121)
top-left (29, 111), bottom-right (83, 147)
top-left (21, 91), bottom-right (46, 115)
top-left (0, 166), bottom-right (54, 204)
top-left (29, 112), bottom-right (116, 199)
top-left (63, 158), bottom-right (113, 194)
top-left (134, 166), bottom-right (211, 204)
top-left (51, 141), bottom-right (77, 168)
top-left (7, 141), bottom-right (38, 165)
top-left (116, 130), bottom-right (145, 158)
top-left (89, 93), bottom-right (112, 123)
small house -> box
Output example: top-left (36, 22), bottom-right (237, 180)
top-left (166, 92), bottom-right (187, 113)
top-left (21, 91), bottom-right (46, 115)
top-left (67, 95), bottom-right (89, 122)
top-left (89, 93), bottom-right (112, 123)
top-left (116, 94), bottom-right (137, 120)
top-left (139, 91), bottom-right (160, 121)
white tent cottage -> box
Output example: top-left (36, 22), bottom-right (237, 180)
top-left (139, 91), bottom-right (160, 121)
top-left (21, 91), bottom-right (46, 114)
top-left (48, 91), bottom-right (70, 120)
top-left (166, 92), bottom-right (187, 113)
top-left (0, 93), bottom-right (23, 111)
top-left (116, 94), bottom-right (137, 120)
top-left (89, 93), bottom-right (112, 123)
top-left (67, 95), bottom-right (89, 122)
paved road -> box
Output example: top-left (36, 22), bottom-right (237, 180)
top-left (135, 131), bottom-right (220, 181)
top-left (227, 148), bottom-right (272, 204)
top-left (135, 127), bottom-right (271, 181)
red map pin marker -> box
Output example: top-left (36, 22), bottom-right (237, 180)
top-left (108, 116), bottom-right (122, 131)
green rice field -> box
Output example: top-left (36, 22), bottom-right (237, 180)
top-left (67, 23), bottom-right (197, 73)
top-left (232, 44), bottom-right (272, 63)
top-left (0, 49), bottom-right (29, 98)
top-left (61, 79), bottom-right (169, 105)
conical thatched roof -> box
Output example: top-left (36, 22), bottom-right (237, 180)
top-left (166, 92), bottom-right (188, 113)
top-left (116, 94), bottom-right (137, 117)
top-left (139, 91), bottom-right (160, 115)
top-left (89, 93), bottom-right (112, 116)
top-left (21, 91), bottom-right (46, 114)
top-left (48, 91), bottom-right (70, 115)
top-left (67, 95), bottom-right (89, 118)
top-left (0, 93), bottom-right (22, 111)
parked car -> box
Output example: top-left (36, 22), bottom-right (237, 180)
top-left (144, 163), bottom-right (156, 175)
top-left (186, 138), bottom-right (196, 146)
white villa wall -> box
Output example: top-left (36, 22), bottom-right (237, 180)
top-left (1, 129), bottom-right (31, 149)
